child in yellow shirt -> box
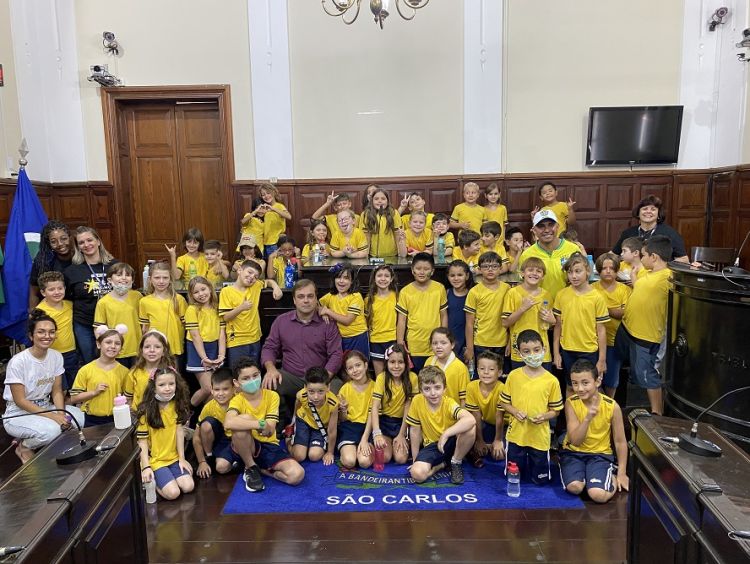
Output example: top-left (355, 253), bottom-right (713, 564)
top-left (533, 182), bottom-right (576, 235)
top-left (318, 264), bottom-right (369, 358)
top-left (364, 265), bottom-right (398, 376)
top-left (450, 181), bottom-right (484, 234)
top-left (36, 271), bottom-right (78, 389)
top-left (94, 262), bottom-right (141, 367)
top-left (193, 369), bottom-right (238, 477)
top-left (425, 328), bottom-right (470, 406)
top-left (336, 352), bottom-right (375, 469)
top-left (465, 350), bottom-right (505, 467)
top-left (451, 230), bottom-right (482, 273)
top-left (258, 183), bottom-right (292, 258)
top-left (479, 221), bottom-right (510, 272)
top-left (482, 182), bottom-right (508, 239)
top-left (290, 367), bottom-right (340, 465)
top-left (329, 210), bottom-right (369, 259)
top-left (405, 211), bottom-right (434, 256)
top-left (166, 227), bottom-right (209, 288)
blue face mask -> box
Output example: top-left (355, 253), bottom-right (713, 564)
top-left (241, 378), bottom-right (261, 394)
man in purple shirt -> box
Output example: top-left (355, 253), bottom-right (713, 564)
top-left (261, 279), bottom-right (343, 425)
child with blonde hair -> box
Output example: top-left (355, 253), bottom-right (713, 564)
top-left (450, 182), bottom-right (484, 234)
top-left (94, 262), bottom-right (141, 368)
top-left (139, 261), bottom-right (187, 359)
top-left (258, 183), bottom-right (292, 258)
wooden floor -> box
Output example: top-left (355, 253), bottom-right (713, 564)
top-left (144, 470), bottom-right (628, 563)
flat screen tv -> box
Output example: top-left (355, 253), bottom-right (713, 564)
top-left (585, 106), bottom-right (683, 166)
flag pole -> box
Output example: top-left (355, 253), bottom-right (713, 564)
top-left (10, 139), bottom-right (29, 355)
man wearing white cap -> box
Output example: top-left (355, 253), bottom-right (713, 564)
top-left (518, 209), bottom-right (580, 301)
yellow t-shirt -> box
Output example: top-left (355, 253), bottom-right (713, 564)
top-left (451, 203), bottom-right (484, 234)
top-left (395, 281), bottom-right (448, 357)
top-left (482, 205), bottom-right (508, 238)
top-left (94, 291), bottom-right (142, 358)
top-left (124, 367), bottom-right (150, 410)
top-left (301, 243), bottom-right (332, 262)
top-left (296, 389), bottom-right (339, 428)
top-left (479, 241), bottom-right (509, 263)
top-left (435, 232), bottom-right (455, 251)
top-left (500, 367), bottom-right (563, 451)
top-left (338, 380), bottom-right (375, 424)
top-left (451, 246), bottom-right (481, 268)
top-left (263, 202), bottom-right (289, 246)
top-left (136, 402), bottom-right (180, 471)
top-left (198, 398), bottom-right (232, 428)
top-left (176, 253), bottom-right (209, 286)
top-left (138, 294), bottom-right (188, 355)
top-left (37, 300), bottom-right (75, 354)
top-left (592, 281), bottom-right (632, 347)
top-left (518, 240), bottom-right (581, 301)
top-left (425, 354), bottom-right (470, 404)
top-left (402, 212), bottom-right (434, 229)
top-left (553, 286), bottom-right (610, 353)
top-left (364, 291), bottom-right (397, 343)
top-left (465, 380), bottom-right (504, 426)
top-left (464, 282), bottom-right (510, 347)
top-left (206, 265), bottom-right (229, 288)
top-left (502, 285), bottom-right (553, 362)
top-left (563, 393), bottom-right (616, 455)
top-left (361, 210), bottom-right (403, 258)
top-left (541, 201), bottom-right (570, 234)
top-left (70, 360), bottom-right (128, 416)
top-left (218, 281), bottom-right (265, 347)
top-left (323, 213), bottom-right (341, 241)
top-left (184, 304), bottom-right (224, 343)
top-left (623, 268), bottom-right (672, 344)
top-left (406, 394), bottom-right (466, 447)
top-left (227, 390), bottom-right (280, 444)
top-left (239, 215), bottom-right (265, 252)
top-left (330, 228), bottom-right (368, 254)
top-left (405, 228), bottom-right (434, 252)
top-left (319, 292), bottom-right (368, 338)
top-left (372, 371), bottom-right (419, 419)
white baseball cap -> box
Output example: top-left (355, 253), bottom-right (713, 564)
top-left (532, 209), bottom-right (559, 227)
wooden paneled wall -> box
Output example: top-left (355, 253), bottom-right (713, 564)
top-left (2, 166), bottom-right (750, 267)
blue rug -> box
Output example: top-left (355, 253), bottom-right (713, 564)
top-left (222, 458), bottom-right (583, 514)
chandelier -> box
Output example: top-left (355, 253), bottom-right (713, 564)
top-left (322, 0), bottom-right (430, 29)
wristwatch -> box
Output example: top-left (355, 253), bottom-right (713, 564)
top-left (258, 419), bottom-right (266, 429)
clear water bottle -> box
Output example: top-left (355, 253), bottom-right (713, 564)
top-left (313, 244), bottom-right (322, 263)
top-left (188, 261), bottom-right (198, 280)
top-left (284, 261), bottom-right (296, 289)
top-left (373, 445), bottom-right (385, 471)
top-left (467, 359), bottom-right (476, 380)
top-left (436, 236), bottom-right (446, 263)
top-left (540, 300), bottom-right (550, 331)
top-left (144, 479), bottom-right (157, 504)
top-left (142, 263), bottom-right (150, 291)
top-left (506, 461), bottom-right (521, 497)
top-left (113, 395), bottom-right (131, 429)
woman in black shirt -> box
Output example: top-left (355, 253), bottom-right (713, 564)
top-left (29, 220), bottom-right (75, 309)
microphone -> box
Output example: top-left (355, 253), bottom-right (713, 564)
top-left (1, 408), bottom-right (98, 465)
top-left (0, 546), bottom-right (25, 557)
top-left (370, 206), bottom-right (385, 265)
top-left (677, 385), bottom-right (750, 457)
top-left (723, 229), bottom-right (750, 276)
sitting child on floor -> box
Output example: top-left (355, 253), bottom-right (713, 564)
top-left (290, 367), bottom-right (339, 466)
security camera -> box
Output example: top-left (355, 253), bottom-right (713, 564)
top-left (709, 7), bottom-right (729, 31)
top-left (744, 28), bottom-right (750, 38)
top-left (102, 31), bottom-right (121, 55)
top-left (88, 64), bottom-right (122, 87)
top-left (103, 31), bottom-right (115, 42)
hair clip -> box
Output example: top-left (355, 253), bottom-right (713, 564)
top-left (148, 368), bottom-right (157, 381)
top-left (328, 262), bottom-right (345, 274)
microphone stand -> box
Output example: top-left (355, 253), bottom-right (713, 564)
top-left (1, 407), bottom-right (98, 465)
top-left (677, 385), bottom-right (750, 457)
top-left (723, 229), bottom-right (750, 276)
top-left (370, 207), bottom-right (385, 265)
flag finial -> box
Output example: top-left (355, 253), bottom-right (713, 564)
top-left (18, 139), bottom-right (28, 170)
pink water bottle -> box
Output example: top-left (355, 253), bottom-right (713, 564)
top-left (373, 446), bottom-right (385, 471)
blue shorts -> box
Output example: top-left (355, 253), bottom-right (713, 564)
top-left (186, 340), bottom-right (219, 372)
top-left (342, 332), bottom-right (370, 359)
top-left (615, 326), bottom-right (662, 390)
top-left (84, 413), bottom-right (114, 428)
top-left (559, 450), bottom-right (616, 492)
top-left (481, 421), bottom-right (497, 444)
top-left (253, 441), bottom-right (292, 471)
top-left (379, 415), bottom-right (403, 439)
top-left (154, 460), bottom-right (189, 490)
top-left (264, 243), bottom-right (279, 259)
top-left (560, 349), bottom-right (599, 386)
top-left (603, 345), bottom-right (622, 390)
top-left (415, 436), bottom-right (457, 467)
top-left (506, 442), bottom-right (551, 485)
top-left (370, 340), bottom-right (396, 361)
top-left (293, 418), bottom-right (327, 450)
top-left (337, 421), bottom-right (367, 450)
top-left (227, 341), bottom-right (261, 367)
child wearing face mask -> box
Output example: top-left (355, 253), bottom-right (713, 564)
top-left (94, 262), bottom-right (142, 368)
top-left (498, 329), bottom-right (563, 486)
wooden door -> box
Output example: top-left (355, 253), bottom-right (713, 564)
top-left (122, 100), bottom-right (229, 269)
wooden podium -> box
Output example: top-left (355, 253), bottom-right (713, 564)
top-left (627, 412), bottom-right (750, 563)
top-left (0, 424), bottom-right (148, 563)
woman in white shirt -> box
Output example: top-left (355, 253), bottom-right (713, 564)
top-left (3, 309), bottom-right (84, 463)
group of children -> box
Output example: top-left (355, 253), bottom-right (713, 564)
top-left (24, 179), bottom-right (678, 506)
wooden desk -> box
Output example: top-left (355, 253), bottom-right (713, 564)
top-left (0, 424), bottom-right (148, 563)
top-left (627, 412), bottom-right (750, 563)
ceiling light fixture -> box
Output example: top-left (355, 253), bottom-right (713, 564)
top-left (322, 0), bottom-right (430, 29)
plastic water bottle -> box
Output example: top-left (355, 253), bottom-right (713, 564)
top-left (113, 395), bottom-right (131, 430)
top-left (467, 359), bottom-right (476, 380)
top-left (507, 461), bottom-right (521, 497)
top-left (188, 261), bottom-right (198, 280)
top-left (436, 236), bottom-right (446, 263)
top-left (284, 261), bottom-right (296, 289)
top-left (313, 244), bottom-right (322, 263)
top-left (142, 263), bottom-right (150, 291)
top-left (373, 445), bottom-right (385, 471)
top-left (144, 479), bottom-right (157, 504)
top-left (540, 300), bottom-right (550, 331)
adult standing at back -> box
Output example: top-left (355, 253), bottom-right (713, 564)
top-left (611, 195), bottom-right (689, 263)
top-left (518, 210), bottom-right (581, 302)
top-left (64, 226), bottom-right (118, 364)
top-left (260, 279), bottom-right (343, 425)
top-left (29, 220), bottom-right (75, 309)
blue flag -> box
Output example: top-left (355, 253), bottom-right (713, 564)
top-left (0, 169), bottom-right (48, 342)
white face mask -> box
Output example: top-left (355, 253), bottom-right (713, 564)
top-left (522, 352), bottom-right (545, 368)
top-left (111, 282), bottom-right (132, 296)
top-left (154, 392), bottom-right (175, 402)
